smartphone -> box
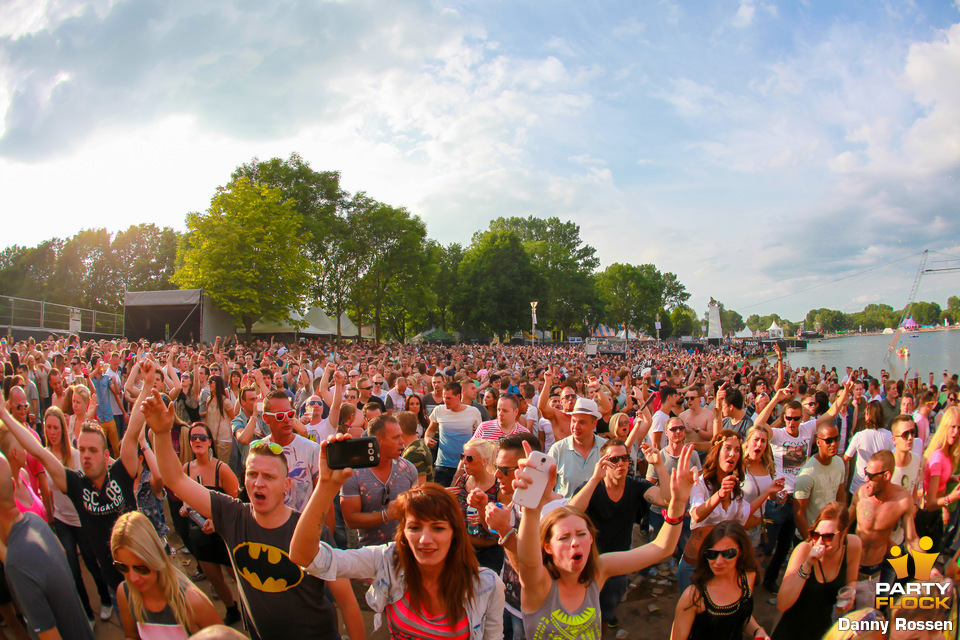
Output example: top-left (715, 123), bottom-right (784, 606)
top-left (256, 401), bottom-right (263, 413)
top-left (512, 452), bottom-right (555, 509)
top-left (327, 437), bottom-right (381, 470)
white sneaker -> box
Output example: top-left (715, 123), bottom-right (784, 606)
top-left (100, 604), bottom-right (113, 621)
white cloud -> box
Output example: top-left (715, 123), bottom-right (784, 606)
top-left (733, 0), bottom-right (756, 28)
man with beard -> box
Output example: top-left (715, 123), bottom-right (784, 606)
top-left (850, 450), bottom-right (917, 589)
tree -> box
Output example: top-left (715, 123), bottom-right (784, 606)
top-left (716, 302), bottom-right (745, 333)
top-left (174, 177), bottom-right (311, 337)
top-left (671, 306), bottom-right (696, 336)
top-left (433, 242), bottom-right (462, 333)
top-left (111, 224), bottom-right (179, 293)
top-left (655, 308), bottom-right (673, 339)
top-left (910, 301), bottom-right (941, 327)
top-left (451, 230), bottom-right (544, 337)
top-left (483, 216), bottom-right (599, 335)
top-left (948, 296), bottom-right (959, 312)
top-left (596, 264), bottom-right (661, 333)
top-left (350, 200), bottom-right (434, 343)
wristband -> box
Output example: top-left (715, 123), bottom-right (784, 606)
top-left (381, 509), bottom-right (388, 523)
top-left (661, 508), bottom-right (684, 526)
top-left (498, 528), bottom-right (517, 545)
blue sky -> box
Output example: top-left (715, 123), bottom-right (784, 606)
top-left (1, 0), bottom-right (958, 322)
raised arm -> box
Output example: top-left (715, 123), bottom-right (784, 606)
top-left (317, 363), bottom-right (335, 406)
top-left (142, 391), bottom-right (213, 519)
top-left (120, 363), bottom-right (157, 479)
top-left (538, 368), bottom-right (559, 421)
top-left (515, 444), bottom-right (559, 612)
top-left (328, 371), bottom-right (345, 431)
top-left (0, 398), bottom-right (67, 492)
top-left (817, 379), bottom-right (851, 426)
top-left (754, 387), bottom-right (788, 428)
top-left (289, 435), bottom-right (354, 567)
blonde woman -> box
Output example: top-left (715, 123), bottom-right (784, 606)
top-left (918, 406), bottom-right (960, 552)
top-left (454, 438), bottom-right (502, 571)
top-left (64, 384), bottom-right (98, 445)
top-left (112, 512), bottom-right (221, 639)
top-left (741, 424), bottom-right (782, 554)
top-left (44, 406), bottom-right (111, 623)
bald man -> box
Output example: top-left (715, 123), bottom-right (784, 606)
top-left (0, 453), bottom-right (94, 640)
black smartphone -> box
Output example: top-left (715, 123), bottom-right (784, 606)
top-left (327, 437), bottom-right (381, 470)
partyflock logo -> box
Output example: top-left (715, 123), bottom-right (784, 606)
top-left (875, 537), bottom-right (950, 610)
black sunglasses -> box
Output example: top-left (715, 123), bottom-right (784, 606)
top-left (818, 435), bottom-right (840, 445)
top-left (784, 415), bottom-right (802, 422)
top-left (114, 561), bottom-right (152, 576)
top-left (704, 547), bottom-right (738, 560)
top-left (495, 465), bottom-right (518, 476)
top-left (607, 455), bottom-right (630, 464)
top-left (189, 433), bottom-right (210, 442)
top-left (894, 429), bottom-right (917, 439)
top-left (460, 454), bottom-right (476, 463)
top-left (864, 469), bottom-right (889, 481)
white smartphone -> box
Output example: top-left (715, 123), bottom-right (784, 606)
top-left (512, 452), bottom-right (556, 509)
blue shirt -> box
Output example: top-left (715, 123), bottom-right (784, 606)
top-left (548, 435), bottom-right (608, 499)
top-left (90, 375), bottom-right (114, 423)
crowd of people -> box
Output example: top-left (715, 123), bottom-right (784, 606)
top-left (0, 332), bottom-right (958, 640)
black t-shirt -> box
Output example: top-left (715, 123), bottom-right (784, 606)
top-left (578, 476), bottom-right (653, 554)
top-left (210, 492), bottom-right (336, 640)
top-left (357, 396), bottom-right (385, 412)
top-left (64, 460), bottom-right (136, 589)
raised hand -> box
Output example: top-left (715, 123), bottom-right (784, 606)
top-left (318, 435), bottom-right (355, 487)
top-left (641, 442), bottom-right (662, 466)
top-left (141, 390), bottom-right (175, 435)
top-left (669, 444), bottom-right (697, 508)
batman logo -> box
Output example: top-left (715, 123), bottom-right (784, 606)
top-left (232, 542), bottom-right (304, 593)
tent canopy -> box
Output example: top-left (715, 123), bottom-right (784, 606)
top-left (901, 317), bottom-right (919, 329)
top-left (734, 327), bottom-right (754, 338)
top-left (249, 306), bottom-right (335, 336)
top-left (593, 325), bottom-right (617, 337)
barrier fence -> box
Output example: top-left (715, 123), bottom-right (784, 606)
top-left (0, 296), bottom-right (123, 336)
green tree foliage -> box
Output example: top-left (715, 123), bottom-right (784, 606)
top-left (655, 308), bottom-right (673, 339)
top-left (715, 301), bottom-right (745, 333)
top-left (350, 198), bottom-right (435, 343)
top-left (804, 308), bottom-right (849, 333)
top-left (671, 306), bottom-right (696, 336)
top-left (434, 242), bottom-right (462, 333)
top-left (596, 264), bottom-right (661, 333)
top-left (483, 216), bottom-right (599, 335)
top-left (948, 296), bottom-right (959, 312)
top-left (111, 224), bottom-right (178, 293)
top-left (452, 230), bottom-right (544, 338)
top-left (174, 177), bottom-right (310, 337)
top-left (910, 301), bottom-right (941, 327)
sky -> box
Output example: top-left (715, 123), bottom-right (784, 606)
top-left (2, 0), bottom-right (959, 322)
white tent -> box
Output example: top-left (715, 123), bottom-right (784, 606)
top-left (734, 327), bottom-right (754, 339)
top-left (767, 321), bottom-right (784, 339)
top-left (249, 306), bottom-right (335, 337)
top-left (615, 328), bottom-right (644, 340)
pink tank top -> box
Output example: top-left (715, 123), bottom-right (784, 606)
top-left (16, 469), bottom-right (47, 521)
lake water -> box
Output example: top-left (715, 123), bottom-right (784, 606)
top-left (776, 330), bottom-right (960, 379)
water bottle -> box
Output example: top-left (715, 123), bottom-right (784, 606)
top-left (186, 508), bottom-right (207, 527)
top-left (466, 506), bottom-right (480, 536)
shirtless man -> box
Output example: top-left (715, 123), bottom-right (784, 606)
top-left (678, 384), bottom-right (713, 446)
top-left (850, 450), bottom-right (917, 591)
top-left (538, 367), bottom-right (574, 442)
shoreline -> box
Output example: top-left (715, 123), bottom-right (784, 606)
top-left (821, 325), bottom-right (959, 340)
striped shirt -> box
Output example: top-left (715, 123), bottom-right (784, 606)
top-left (472, 419), bottom-right (530, 442)
top-left (385, 591), bottom-right (468, 640)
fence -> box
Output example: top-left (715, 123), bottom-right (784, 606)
top-left (0, 296), bottom-right (123, 336)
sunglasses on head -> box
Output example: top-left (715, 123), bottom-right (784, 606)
top-left (263, 410), bottom-right (295, 421)
top-left (189, 433), bottom-right (210, 442)
top-left (704, 547), bottom-right (739, 560)
top-left (809, 530), bottom-right (837, 543)
top-left (818, 435), bottom-right (840, 445)
top-left (114, 561), bottom-right (151, 576)
top-left (251, 439), bottom-right (284, 455)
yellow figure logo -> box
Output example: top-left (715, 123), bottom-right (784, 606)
top-left (887, 537), bottom-right (939, 581)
